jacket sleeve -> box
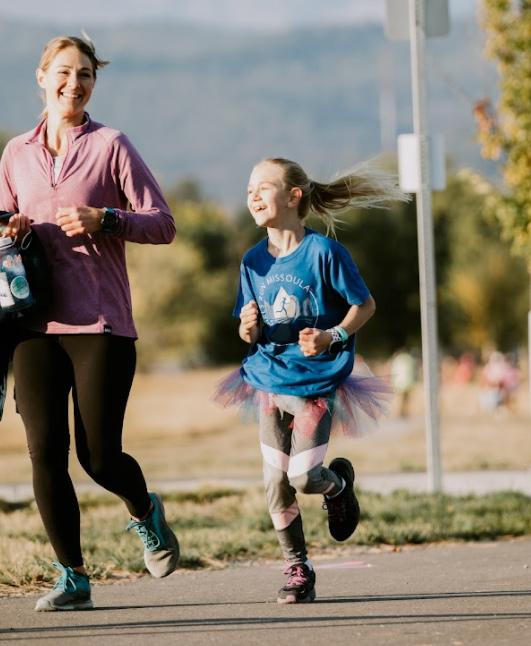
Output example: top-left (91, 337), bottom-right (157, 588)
top-left (0, 142), bottom-right (19, 213)
top-left (109, 133), bottom-right (176, 245)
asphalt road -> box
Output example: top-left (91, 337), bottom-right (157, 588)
top-left (2, 468), bottom-right (531, 503)
top-left (1, 538), bottom-right (530, 646)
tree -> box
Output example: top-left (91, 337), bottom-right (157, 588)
top-left (311, 168), bottom-right (528, 359)
top-left (477, 0), bottom-right (531, 257)
top-left (302, 195), bottom-right (430, 357)
top-left (127, 198), bottom-right (245, 368)
top-left (435, 169), bottom-right (528, 355)
top-left (128, 170), bottom-right (528, 368)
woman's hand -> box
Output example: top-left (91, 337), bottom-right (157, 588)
top-left (239, 300), bottom-right (260, 344)
top-left (298, 327), bottom-right (332, 357)
top-left (56, 206), bottom-right (104, 237)
top-left (2, 213), bottom-right (32, 243)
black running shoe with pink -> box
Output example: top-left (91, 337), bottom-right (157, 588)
top-left (277, 564), bottom-right (316, 604)
top-left (323, 457), bottom-right (360, 541)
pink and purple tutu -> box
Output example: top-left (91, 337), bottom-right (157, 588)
top-left (213, 365), bottom-right (394, 439)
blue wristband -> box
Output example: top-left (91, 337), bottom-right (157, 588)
top-left (336, 326), bottom-right (349, 343)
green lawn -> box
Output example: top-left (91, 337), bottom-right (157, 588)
top-left (2, 487), bottom-right (530, 593)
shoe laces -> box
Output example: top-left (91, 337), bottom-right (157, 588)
top-left (283, 565), bottom-right (311, 587)
top-left (323, 495), bottom-right (347, 522)
top-left (126, 514), bottom-right (161, 551)
top-left (51, 562), bottom-right (77, 592)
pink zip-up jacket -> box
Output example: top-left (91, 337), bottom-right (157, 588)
top-left (0, 114), bottom-right (176, 338)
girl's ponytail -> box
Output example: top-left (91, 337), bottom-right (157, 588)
top-left (265, 157), bottom-right (410, 237)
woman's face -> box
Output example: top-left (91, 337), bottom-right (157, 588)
top-left (36, 47), bottom-right (95, 122)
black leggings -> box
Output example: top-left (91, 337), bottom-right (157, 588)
top-left (12, 333), bottom-right (152, 567)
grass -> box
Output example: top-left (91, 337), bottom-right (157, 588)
top-left (1, 486), bottom-right (531, 594)
top-left (0, 368), bottom-right (529, 594)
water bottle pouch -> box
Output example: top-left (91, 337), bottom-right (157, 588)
top-left (19, 227), bottom-right (54, 314)
top-left (0, 227), bottom-right (53, 315)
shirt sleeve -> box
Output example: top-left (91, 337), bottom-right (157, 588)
top-left (233, 261), bottom-right (257, 318)
top-left (327, 243), bottom-right (370, 306)
top-left (109, 134), bottom-right (176, 245)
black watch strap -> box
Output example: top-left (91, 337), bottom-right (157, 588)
top-left (101, 207), bottom-right (118, 234)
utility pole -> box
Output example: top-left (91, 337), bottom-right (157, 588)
top-left (385, 0), bottom-right (449, 492)
top-left (408, 0), bottom-right (441, 492)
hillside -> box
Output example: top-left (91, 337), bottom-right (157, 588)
top-left (0, 19), bottom-right (499, 208)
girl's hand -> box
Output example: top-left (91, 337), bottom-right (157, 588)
top-left (240, 300), bottom-right (259, 332)
top-left (56, 206), bottom-right (104, 237)
top-left (239, 300), bottom-right (260, 344)
top-left (2, 213), bottom-right (31, 243)
top-left (298, 327), bottom-right (332, 357)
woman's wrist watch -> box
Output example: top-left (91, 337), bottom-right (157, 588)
top-left (100, 207), bottom-right (118, 234)
top-left (326, 326), bottom-right (349, 355)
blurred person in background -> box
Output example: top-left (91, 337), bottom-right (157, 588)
top-left (389, 348), bottom-right (418, 417)
top-left (0, 34), bottom-right (178, 611)
top-left (500, 352), bottom-right (520, 411)
top-left (452, 352), bottom-right (477, 385)
top-left (479, 351), bottom-right (519, 415)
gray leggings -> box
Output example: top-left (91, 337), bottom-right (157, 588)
top-left (259, 394), bottom-right (343, 565)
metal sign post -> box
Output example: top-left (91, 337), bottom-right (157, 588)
top-left (385, 0), bottom-right (449, 492)
top-left (408, 0), bottom-right (442, 492)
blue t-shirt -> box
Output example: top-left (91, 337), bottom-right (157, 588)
top-left (234, 228), bottom-right (370, 397)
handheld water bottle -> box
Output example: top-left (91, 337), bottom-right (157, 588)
top-left (0, 212), bottom-right (34, 313)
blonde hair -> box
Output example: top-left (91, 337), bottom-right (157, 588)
top-left (263, 157), bottom-right (410, 237)
top-left (38, 33), bottom-right (110, 117)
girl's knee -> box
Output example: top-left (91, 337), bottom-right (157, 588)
top-left (289, 471), bottom-right (319, 495)
top-left (264, 469), bottom-right (289, 493)
top-left (289, 461), bottom-right (336, 494)
top-left (263, 469), bottom-right (294, 509)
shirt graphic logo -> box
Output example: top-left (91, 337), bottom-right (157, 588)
top-left (273, 287), bottom-right (297, 320)
top-left (258, 274), bottom-right (318, 345)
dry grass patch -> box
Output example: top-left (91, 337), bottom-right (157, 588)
top-left (0, 369), bottom-right (529, 485)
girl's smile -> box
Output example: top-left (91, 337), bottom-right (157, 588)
top-left (247, 162), bottom-right (294, 227)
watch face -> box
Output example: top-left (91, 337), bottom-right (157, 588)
top-left (102, 209), bottom-right (118, 232)
top-left (329, 340), bottom-right (343, 355)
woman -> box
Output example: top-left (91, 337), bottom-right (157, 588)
top-left (0, 35), bottom-right (178, 611)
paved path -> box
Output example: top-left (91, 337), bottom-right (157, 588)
top-left (1, 469), bottom-right (531, 503)
top-left (1, 538), bottom-right (530, 645)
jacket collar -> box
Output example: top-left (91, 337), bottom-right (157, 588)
top-left (26, 113), bottom-right (93, 146)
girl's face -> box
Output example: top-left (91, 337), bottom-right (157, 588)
top-left (247, 162), bottom-right (295, 228)
top-left (36, 47), bottom-right (95, 122)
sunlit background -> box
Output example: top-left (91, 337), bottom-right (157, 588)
top-left (0, 0), bottom-right (530, 501)
top-left (0, 0), bottom-right (528, 382)
top-left (0, 0), bottom-right (491, 206)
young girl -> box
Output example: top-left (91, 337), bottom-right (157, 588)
top-left (215, 157), bottom-right (406, 604)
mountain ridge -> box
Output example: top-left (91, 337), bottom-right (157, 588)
top-left (0, 18), bottom-right (498, 208)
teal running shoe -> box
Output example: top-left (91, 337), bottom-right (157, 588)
top-left (35, 562), bottom-right (93, 612)
top-left (126, 492), bottom-right (179, 578)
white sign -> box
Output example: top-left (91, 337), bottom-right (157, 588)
top-left (397, 133), bottom-right (446, 192)
top-left (385, 0), bottom-right (450, 40)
